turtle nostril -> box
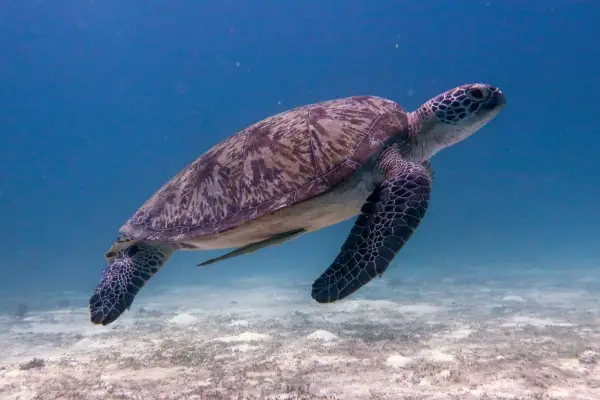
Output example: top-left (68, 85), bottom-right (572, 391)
top-left (495, 91), bottom-right (506, 106)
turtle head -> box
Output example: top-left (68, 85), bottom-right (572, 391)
top-left (411, 83), bottom-right (505, 159)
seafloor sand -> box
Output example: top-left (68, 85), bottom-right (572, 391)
top-left (2, 265), bottom-right (600, 400)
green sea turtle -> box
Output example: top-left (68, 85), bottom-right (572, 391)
top-left (89, 83), bottom-right (506, 325)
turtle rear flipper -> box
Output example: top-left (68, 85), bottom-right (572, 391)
top-left (311, 151), bottom-right (431, 303)
top-left (198, 228), bottom-right (306, 267)
top-left (89, 242), bottom-right (175, 325)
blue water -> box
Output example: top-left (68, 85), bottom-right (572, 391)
top-left (1, 1), bottom-right (598, 304)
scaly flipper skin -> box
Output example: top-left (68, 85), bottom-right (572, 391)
top-left (311, 149), bottom-right (431, 303)
top-left (89, 242), bottom-right (175, 325)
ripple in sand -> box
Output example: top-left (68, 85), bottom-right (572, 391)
top-left (502, 295), bottom-right (526, 302)
top-left (214, 332), bottom-right (271, 343)
top-left (168, 313), bottom-right (198, 326)
top-left (229, 319), bottom-right (250, 327)
top-left (501, 316), bottom-right (574, 328)
top-left (397, 303), bottom-right (443, 315)
top-left (419, 349), bottom-right (456, 364)
top-left (385, 354), bottom-right (413, 368)
top-left (306, 330), bottom-right (338, 342)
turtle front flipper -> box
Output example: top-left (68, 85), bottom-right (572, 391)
top-left (311, 150), bottom-right (432, 303)
top-left (89, 242), bottom-right (176, 325)
top-left (104, 233), bottom-right (137, 262)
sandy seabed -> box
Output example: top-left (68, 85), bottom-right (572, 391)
top-left (2, 265), bottom-right (600, 400)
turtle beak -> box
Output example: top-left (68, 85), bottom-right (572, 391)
top-left (483, 89), bottom-right (506, 110)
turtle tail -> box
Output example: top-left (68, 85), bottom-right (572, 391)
top-left (89, 242), bottom-right (176, 325)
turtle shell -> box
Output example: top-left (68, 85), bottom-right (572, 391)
top-left (122, 95), bottom-right (409, 242)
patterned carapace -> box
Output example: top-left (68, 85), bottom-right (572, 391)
top-left (123, 96), bottom-right (410, 241)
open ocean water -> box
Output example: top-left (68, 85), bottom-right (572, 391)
top-left (1, 1), bottom-right (599, 399)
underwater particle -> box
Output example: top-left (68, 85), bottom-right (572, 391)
top-left (235, 61), bottom-right (240, 67)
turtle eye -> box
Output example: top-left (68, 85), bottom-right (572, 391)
top-left (126, 244), bottom-right (140, 257)
top-left (466, 86), bottom-right (490, 102)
